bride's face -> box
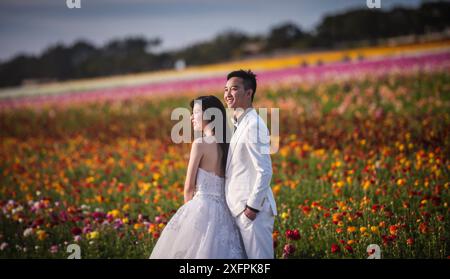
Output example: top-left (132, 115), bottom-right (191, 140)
top-left (191, 103), bottom-right (207, 132)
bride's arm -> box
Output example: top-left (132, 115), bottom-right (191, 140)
top-left (184, 139), bottom-right (203, 203)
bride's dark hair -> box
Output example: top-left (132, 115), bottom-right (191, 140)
top-left (190, 95), bottom-right (229, 172)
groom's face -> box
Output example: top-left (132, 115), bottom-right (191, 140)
top-left (224, 77), bottom-right (252, 109)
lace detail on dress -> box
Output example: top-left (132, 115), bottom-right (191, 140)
top-left (150, 168), bottom-right (246, 259)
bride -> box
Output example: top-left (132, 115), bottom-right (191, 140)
top-left (149, 95), bottom-right (246, 259)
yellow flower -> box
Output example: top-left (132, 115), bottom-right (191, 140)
top-left (346, 176), bottom-right (353, 185)
top-left (87, 231), bottom-right (99, 240)
top-left (153, 173), bottom-right (161, 181)
top-left (362, 180), bottom-right (371, 191)
top-left (281, 212), bottom-right (289, 220)
top-left (396, 178), bottom-right (405, 186)
top-left (137, 163), bottom-right (144, 171)
top-left (360, 139), bottom-right (366, 146)
top-left (108, 209), bottom-right (120, 218)
top-left (85, 176), bottom-right (95, 183)
top-left (122, 217), bottom-right (129, 224)
top-left (347, 240), bottom-right (355, 245)
top-left (133, 223), bottom-right (142, 230)
top-left (122, 204), bottom-right (130, 212)
top-left (370, 226), bottom-right (379, 234)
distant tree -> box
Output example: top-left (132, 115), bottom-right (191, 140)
top-left (315, 1), bottom-right (450, 47)
top-left (265, 22), bottom-right (306, 50)
top-left (175, 30), bottom-right (251, 65)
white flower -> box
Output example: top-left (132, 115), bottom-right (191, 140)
top-left (0, 242), bottom-right (8, 251)
top-left (12, 205), bottom-right (24, 214)
top-left (23, 228), bottom-right (34, 237)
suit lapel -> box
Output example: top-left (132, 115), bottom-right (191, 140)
top-left (226, 110), bottom-right (253, 173)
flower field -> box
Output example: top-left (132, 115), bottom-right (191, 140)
top-left (0, 49), bottom-right (449, 258)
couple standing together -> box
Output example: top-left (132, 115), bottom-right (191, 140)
top-left (150, 70), bottom-right (277, 259)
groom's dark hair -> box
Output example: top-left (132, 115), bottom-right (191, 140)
top-left (227, 69), bottom-right (257, 102)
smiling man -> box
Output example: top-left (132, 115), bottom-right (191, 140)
top-left (224, 69), bottom-right (278, 259)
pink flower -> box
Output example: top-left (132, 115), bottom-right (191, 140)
top-left (49, 245), bottom-right (59, 254)
top-left (283, 244), bottom-right (296, 258)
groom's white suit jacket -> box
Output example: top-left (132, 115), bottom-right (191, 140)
top-left (225, 108), bottom-right (277, 217)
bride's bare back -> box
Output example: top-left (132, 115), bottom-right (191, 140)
top-left (197, 136), bottom-right (224, 178)
top-left (184, 135), bottom-right (224, 203)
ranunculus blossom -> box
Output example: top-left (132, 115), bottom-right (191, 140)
top-left (283, 244), bottom-right (296, 258)
top-left (285, 229), bottom-right (300, 240)
top-left (345, 244), bottom-right (353, 253)
top-left (331, 243), bottom-right (340, 253)
top-left (71, 227), bottom-right (82, 236)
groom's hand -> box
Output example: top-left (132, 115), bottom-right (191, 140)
top-left (244, 206), bottom-right (258, 221)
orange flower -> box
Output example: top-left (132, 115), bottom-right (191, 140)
top-left (36, 230), bottom-right (47, 241)
top-left (419, 222), bottom-right (429, 234)
top-left (389, 225), bottom-right (398, 235)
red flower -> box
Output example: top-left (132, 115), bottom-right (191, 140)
top-left (331, 243), bottom-right (340, 254)
top-left (283, 244), bottom-right (296, 258)
top-left (419, 222), bottom-right (429, 234)
top-left (301, 206), bottom-right (311, 215)
top-left (71, 227), bottom-right (82, 236)
top-left (345, 245), bottom-right (354, 253)
top-left (371, 204), bottom-right (380, 212)
top-left (406, 238), bottom-right (414, 246)
top-left (285, 229), bottom-right (301, 240)
top-left (381, 234), bottom-right (397, 245)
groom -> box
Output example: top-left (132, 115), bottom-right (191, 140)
top-left (224, 69), bottom-right (278, 259)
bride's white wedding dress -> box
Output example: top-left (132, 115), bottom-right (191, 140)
top-left (149, 168), bottom-right (246, 259)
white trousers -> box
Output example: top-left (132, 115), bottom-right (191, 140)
top-left (235, 204), bottom-right (275, 259)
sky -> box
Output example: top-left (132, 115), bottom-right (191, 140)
top-left (0, 0), bottom-right (423, 62)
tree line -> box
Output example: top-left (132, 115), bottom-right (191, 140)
top-left (0, 1), bottom-right (448, 88)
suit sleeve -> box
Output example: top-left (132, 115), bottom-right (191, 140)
top-left (246, 119), bottom-right (273, 211)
